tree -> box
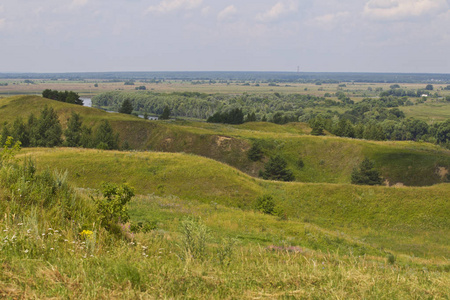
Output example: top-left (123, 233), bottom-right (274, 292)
top-left (351, 158), bottom-right (383, 185)
top-left (247, 142), bottom-right (263, 161)
top-left (94, 120), bottom-right (119, 150)
top-left (119, 99), bottom-right (133, 114)
top-left (425, 84), bottom-right (434, 91)
top-left (1, 123), bottom-right (10, 146)
top-left (12, 117), bottom-right (29, 147)
top-left (436, 119), bottom-right (450, 145)
top-left (245, 112), bottom-right (257, 122)
top-left (260, 155), bottom-right (295, 182)
top-left (160, 106), bottom-right (171, 120)
top-left (35, 105), bottom-right (63, 147)
top-left (310, 119), bottom-right (325, 136)
top-left (64, 112), bottom-right (83, 147)
top-left (42, 89), bottom-right (82, 105)
top-left (80, 125), bottom-right (94, 148)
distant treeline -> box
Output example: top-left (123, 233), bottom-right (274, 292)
top-left (1, 72), bottom-right (450, 83)
top-left (42, 89), bottom-right (83, 105)
top-left (0, 106), bottom-right (119, 150)
top-left (92, 91), bottom-right (338, 120)
top-left (92, 90), bottom-right (450, 148)
top-left (307, 97), bottom-right (450, 148)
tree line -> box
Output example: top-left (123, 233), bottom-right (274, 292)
top-left (42, 89), bottom-right (83, 105)
top-left (1, 106), bottom-right (119, 150)
top-left (92, 91), bottom-right (337, 121)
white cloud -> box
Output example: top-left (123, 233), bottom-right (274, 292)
top-left (147, 0), bottom-right (203, 14)
top-left (256, 0), bottom-right (298, 22)
top-left (70, 0), bottom-right (88, 8)
top-left (201, 6), bottom-right (210, 16)
top-left (217, 5), bottom-right (237, 21)
top-left (314, 11), bottom-right (350, 24)
top-left (364, 0), bottom-right (449, 21)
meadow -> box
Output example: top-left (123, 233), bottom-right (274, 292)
top-left (2, 95), bottom-right (450, 187)
top-left (1, 146), bottom-right (449, 299)
top-left (0, 79), bottom-right (449, 298)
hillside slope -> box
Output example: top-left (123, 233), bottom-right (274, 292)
top-left (22, 148), bottom-right (450, 258)
top-left (2, 95), bottom-right (450, 186)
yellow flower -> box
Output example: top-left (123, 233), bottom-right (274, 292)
top-left (80, 230), bottom-right (93, 239)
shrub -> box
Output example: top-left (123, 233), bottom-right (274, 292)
top-left (255, 195), bottom-right (276, 215)
top-left (297, 157), bottom-right (305, 169)
top-left (94, 182), bottom-right (135, 231)
top-left (387, 253), bottom-right (396, 264)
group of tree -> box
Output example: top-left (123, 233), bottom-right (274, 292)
top-left (307, 114), bottom-right (450, 147)
top-left (92, 90), bottom-right (450, 148)
top-left (1, 106), bottom-right (120, 150)
top-left (92, 91), bottom-right (338, 121)
top-left (207, 108), bottom-right (244, 124)
top-left (42, 89), bottom-right (83, 105)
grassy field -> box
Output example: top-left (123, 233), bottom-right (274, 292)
top-left (2, 79), bottom-right (449, 99)
top-left (20, 148), bottom-right (450, 258)
top-left (402, 101), bottom-right (450, 122)
top-left (1, 89), bottom-right (449, 298)
top-left (1, 146), bottom-right (448, 298)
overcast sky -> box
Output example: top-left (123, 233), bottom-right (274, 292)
top-left (0, 0), bottom-right (449, 73)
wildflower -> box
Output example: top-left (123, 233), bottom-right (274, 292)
top-left (50, 248), bottom-right (54, 250)
top-left (42, 233), bottom-right (45, 236)
top-left (24, 249), bottom-right (29, 253)
top-left (17, 223), bottom-right (23, 226)
top-left (79, 230), bottom-right (93, 239)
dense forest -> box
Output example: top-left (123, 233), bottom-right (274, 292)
top-left (92, 90), bottom-right (450, 148)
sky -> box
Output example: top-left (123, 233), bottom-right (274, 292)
top-left (0, 0), bottom-right (449, 73)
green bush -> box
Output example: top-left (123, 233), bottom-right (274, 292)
top-left (94, 182), bottom-right (135, 231)
top-left (255, 195), bottom-right (276, 215)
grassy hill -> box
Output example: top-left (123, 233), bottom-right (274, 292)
top-left (21, 148), bottom-right (450, 258)
top-left (2, 95), bottom-right (450, 186)
top-left (1, 136), bottom-right (448, 298)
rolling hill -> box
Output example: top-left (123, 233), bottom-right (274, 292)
top-left (1, 95), bottom-right (450, 186)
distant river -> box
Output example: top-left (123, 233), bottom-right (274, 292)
top-left (80, 97), bottom-right (157, 120)
top-left (81, 98), bottom-right (92, 107)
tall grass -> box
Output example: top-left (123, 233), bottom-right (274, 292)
top-left (1, 143), bottom-right (449, 298)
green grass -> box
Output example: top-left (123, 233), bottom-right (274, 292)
top-left (21, 148), bottom-right (450, 258)
top-left (401, 101), bottom-right (450, 122)
top-left (1, 139), bottom-right (449, 298)
top-left (3, 95), bottom-right (450, 186)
